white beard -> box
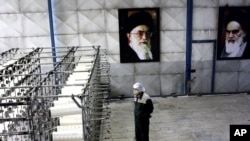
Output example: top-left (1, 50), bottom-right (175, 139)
top-left (134, 43), bottom-right (150, 53)
top-left (225, 36), bottom-right (243, 57)
top-left (130, 41), bottom-right (152, 60)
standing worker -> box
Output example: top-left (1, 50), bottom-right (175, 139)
top-left (133, 82), bottom-right (154, 141)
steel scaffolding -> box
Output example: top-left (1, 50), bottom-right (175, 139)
top-left (0, 46), bottom-right (110, 141)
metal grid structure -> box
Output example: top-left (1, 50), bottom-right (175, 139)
top-left (0, 46), bottom-right (110, 141)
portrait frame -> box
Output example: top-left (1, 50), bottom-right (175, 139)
top-left (118, 8), bottom-right (160, 63)
top-left (217, 6), bottom-right (250, 60)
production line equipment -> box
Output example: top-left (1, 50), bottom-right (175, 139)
top-left (0, 46), bottom-right (111, 141)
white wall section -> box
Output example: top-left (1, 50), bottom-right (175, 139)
top-left (0, 0), bottom-right (250, 97)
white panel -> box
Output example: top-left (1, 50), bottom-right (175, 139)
top-left (216, 60), bottom-right (240, 72)
top-left (159, 0), bottom-right (186, 7)
top-left (193, 0), bottom-right (218, 7)
top-left (239, 60), bottom-right (250, 72)
top-left (161, 31), bottom-right (185, 53)
top-left (192, 60), bottom-right (212, 70)
top-left (107, 54), bottom-right (120, 63)
top-left (54, 35), bottom-right (80, 47)
top-left (53, 0), bottom-right (77, 11)
top-left (215, 72), bottom-right (238, 93)
top-left (193, 30), bottom-right (217, 40)
top-left (238, 72), bottom-right (250, 91)
top-left (191, 69), bottom-right (212, 93)
top-left (20, 0), bottom-right (48, 13)
top-left (106, 9), bottom-right (119, 32)
top-left (107, 33), bottom-right (119, 54)
top-left (219, 0), bottom-right (247, 6)
top-left (161, 74), bottom-right (184, 95)
top-left (160, 61), bottom-right (185, 74)
top-left (135, 63), bottom-right (160, 75)
top-left (133, 0), bottom-right (159, 8)
top-left (238, 0), bottom-right (250, 5)
top-left (135, 75), bottom-right (161, 96)
top-left (53, 11), bottom-right (78, 34)
top-left (105, 0), bottom-right (134, 9)
top-left (0, 14), bottom-right (23, 37)
top-left (110, 75), bottom-right (134, 96)
top-left (0, 0), bottom-right (19, 13)
top-left (78, 10), bottom-right (105, 33)
top-left (161, 8), bottom-right (186, 30)
top-left (192, 44), bottom-right (213, 61)
top-left (79, 33), bottom-right (107, 47)
top-left (78, 0), bottom-right (105, 10)
top-left (23, 13), bottom-right (49, 36)
top-left (110, 63), bottom-right (134, 76)
top-left (193, 8), bottom-right (217, 30)
top-left (0, 37), bottom-right (23, 49)
top-left (23, 36), bottom-right (51, 47)
top-left (161, 53), bottom-right (185, 62)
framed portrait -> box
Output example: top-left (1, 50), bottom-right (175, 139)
top-left (217, 6), bottom-right (250, 60)
top-left (118, 8), bottom-right (160, 63)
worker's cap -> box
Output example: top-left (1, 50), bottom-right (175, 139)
top-left (133, 82), bottom-right (145, 92)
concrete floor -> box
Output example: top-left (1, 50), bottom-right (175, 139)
top-left (101, 93), bottom-right (250, 141)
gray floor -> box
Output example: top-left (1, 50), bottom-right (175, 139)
top-left (101, 93), bottom-right (250, 141)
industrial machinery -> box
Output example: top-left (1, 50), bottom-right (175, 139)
top-left (0, 46), bottom-right (110, 141)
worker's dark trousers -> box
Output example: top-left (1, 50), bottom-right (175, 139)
top-left (135, 117), bottom-right (150, 141)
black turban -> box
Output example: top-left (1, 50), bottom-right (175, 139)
top-left (125, 11), bottom-right (154, 33)
top-left (224, 9), bottom-right (249, 32)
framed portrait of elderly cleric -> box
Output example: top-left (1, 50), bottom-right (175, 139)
top-left (118, 8), bottom-right (160, 63)
top-left (217, 7), bottom-right (250, 60)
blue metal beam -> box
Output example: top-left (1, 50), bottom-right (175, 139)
top-left (185, 0), bottom-right (193, 95)
top-left (48, 0), bottom-right (56, 63)
top-left (48, 0), bottom-right (59, 88)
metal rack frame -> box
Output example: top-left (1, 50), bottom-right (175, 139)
top-left (0, 46), bottom-right (110, 141)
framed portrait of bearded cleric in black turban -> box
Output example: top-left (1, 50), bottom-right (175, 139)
top-left (217, 7), bottom-right (250, 60)
top-left (118, 8), bottom-right (160, 63)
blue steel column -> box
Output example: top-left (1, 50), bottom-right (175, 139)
top-left (48, 0), bottom-right (57, 63)
top-left (185, 0), bottom-right (193, 95)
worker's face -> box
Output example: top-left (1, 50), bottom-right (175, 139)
top-left (225, 21), bottom-right (246, 53)
top-left (127, 25), bottom-right (152, 51)
top-left (133, 89), bottom-right (140, 96)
